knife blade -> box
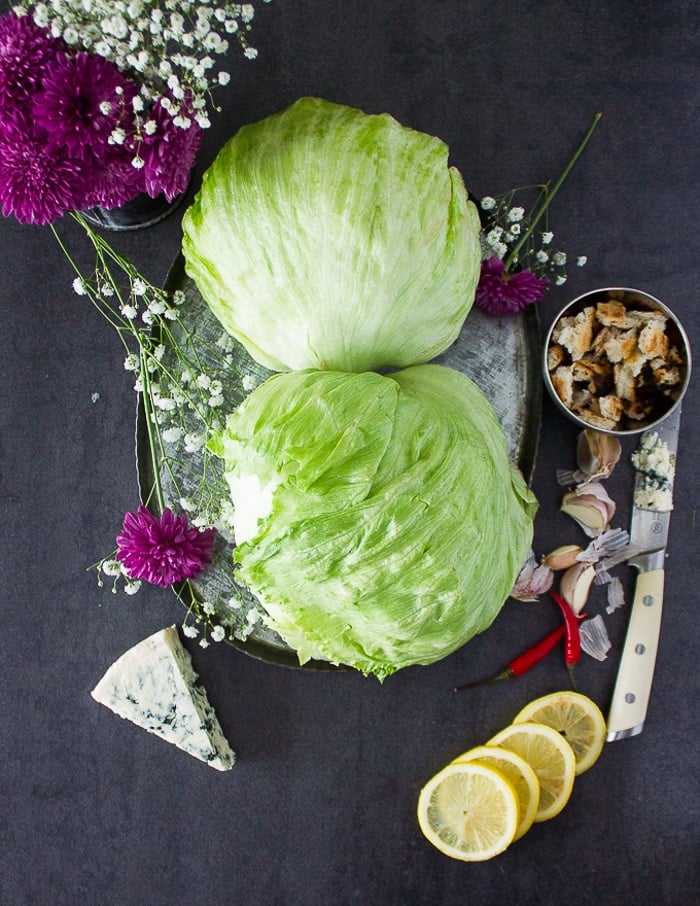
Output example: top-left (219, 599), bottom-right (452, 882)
top-left (606, 405), bottom-right (681, 742)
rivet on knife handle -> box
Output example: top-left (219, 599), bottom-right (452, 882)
top-left (606, 568), bottom-right (664, 741)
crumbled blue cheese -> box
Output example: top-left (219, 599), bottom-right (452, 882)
top-left (631, 431), bottom-right (675, 512)
top-left (91, 626), bottom-right (235, 771)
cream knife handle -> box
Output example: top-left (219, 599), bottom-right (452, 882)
top-left (607, 568), bottom-right (664, 742)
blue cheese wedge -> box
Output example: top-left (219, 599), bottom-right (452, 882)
top-left (91, 626), bottom-right (235, 771)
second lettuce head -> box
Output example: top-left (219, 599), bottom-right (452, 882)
top-left (209, 366), bottom-right (536, 679)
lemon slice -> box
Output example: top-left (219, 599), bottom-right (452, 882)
top-left (487, 722), bottom-right (576, 822)
top-left (417, 761), bottom-right (519, 861)
top-left (513, 690), bottom-right (607, 775)
top-left (452, 745), bottom-right (540, 841)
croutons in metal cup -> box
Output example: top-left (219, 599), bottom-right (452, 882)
top-left (543, 287), bottom-right (691, 435)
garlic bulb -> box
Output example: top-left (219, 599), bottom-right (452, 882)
top-left (576, 429), bottom-right (622, 482)
top-left (557, 430), bottom-right (622, 487)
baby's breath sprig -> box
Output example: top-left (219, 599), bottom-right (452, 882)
top-left (480, 187), bottom-right (582, 287)
top-left (52, 212), bottom-right (256, 643)
top-left (17, 0), bottom-right (271, 132)
top-left (475, 114), bottom-right (601, 317)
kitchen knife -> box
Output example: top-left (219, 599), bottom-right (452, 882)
top-left (606, 406), bottom-right (681, 742)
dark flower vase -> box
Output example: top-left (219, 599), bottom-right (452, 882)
top-left (81, 190), bottom-right (185, 231)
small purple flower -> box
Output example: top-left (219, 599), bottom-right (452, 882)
top-left (137, 98), bottom-right (202, 201)
top-left (33, 51), bottom-right (137, 163)
top-left (0, 11), bottom-right (62, 113)
top-left (116, 505), bottom-right (216, 588)
top-left (0, 115), bottom-right (89, 223)
top-left (475, 255), bottom-right (549, 316)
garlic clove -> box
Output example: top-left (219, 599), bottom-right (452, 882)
top-left (561, 481), bottom-right (616, 538)
top-left (541, 544), bottom-right (583, 570)
top-left (559, 561), bottom-right (597, 613)
top-left (576, 429), bottom-right (622, 482)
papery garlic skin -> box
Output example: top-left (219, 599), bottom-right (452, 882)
top-left (605, 576), bottom-right (626, 614)
top-left (580, 614), bottom-right (612, 661)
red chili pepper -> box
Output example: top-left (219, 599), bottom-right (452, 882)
top-left (453, 624), bottom-right (566, 692)
top-left (551, 591), bottom-right (584, 689)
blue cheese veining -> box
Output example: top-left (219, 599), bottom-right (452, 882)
top-left (91, 626), bottom-right (235, 771)
top-left (631, 431), bottom-right (676, 512)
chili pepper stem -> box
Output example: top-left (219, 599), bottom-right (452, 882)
top-left (453, 625), bottom-right (566, 693)
top-left (453, 669), bottom-right (515, 692)
top-left (567, 664), bottom-right (578, 691)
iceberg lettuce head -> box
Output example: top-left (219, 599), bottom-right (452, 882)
top-left (209, 365), bottom-right (536, 679)
top-left (182, 97), bottom-right (482, 373)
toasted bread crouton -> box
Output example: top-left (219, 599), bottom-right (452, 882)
top-left (591, 325), bottom-right (619, 356)
top-left (599, 394), bottom-right (625, 422)
top-left (651, 363), bottom-right (682, 386)
top-left (603, 328), bottom-right (638, 363)
top-left (577, 408), bottom-right (618, 431)
top-left (552, 306), bottom-right (595, 360)
top-left (614, 363), bottom-right (637, 401)
top-left (637, 318), bottom-right (669, 359)
top-left (572, 356), bottom-right (613, 391)
top-left (547, 343), bottom-right (567, 371)
top-left (595, 300), bottom-right (628, 328)
top-left (625, 308), bottom-right (663, 328)
top-left (552, 365), bottom-right (575, 407)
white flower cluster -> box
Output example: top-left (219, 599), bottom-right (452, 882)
top-left (18, 0), bottom-right (270, 130)
top-left (480, 191), bottom-right (587, 286)
top-left (97, 557), bottom-right (143, 595)
top-left (182, 601), bottom-right (228, 647)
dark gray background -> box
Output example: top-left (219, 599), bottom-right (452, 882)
top-left (1, 2), bottom-right (698, 904)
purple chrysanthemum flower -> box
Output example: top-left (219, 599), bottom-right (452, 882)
top-left (116, 505), bottom-right (216, 588)
top-left (0, 11), bottom-right (62, 112)
top-left (33, 51), bottom-right (137, 163)
top-left (475, 255), bottom-right (549, 316)
top-left (0, 115), bottom-right (89, 223)
top-left (138, 99), bottom-right (202, 201)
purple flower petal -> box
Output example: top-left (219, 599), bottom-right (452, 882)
top-left (0, 114), bottom-right (89, 223)
top-left (33, 51), bottom-right (138, 163)
top-left (0, 12), bottom-right (62, 112)
top-left (116, 505), bottom-right (216, 588)
top-left (475, 255), bottom-right (549, 316)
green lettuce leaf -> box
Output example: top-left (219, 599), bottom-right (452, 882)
top-left (182, 97), bottom-right (482, 373)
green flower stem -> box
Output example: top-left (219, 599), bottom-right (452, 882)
top-left (138, 347), bottom-right (166, 513)
top-left (56, 216), bottom-right (172, 511)
top-left (504, 112), bottom-right (602, 270)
